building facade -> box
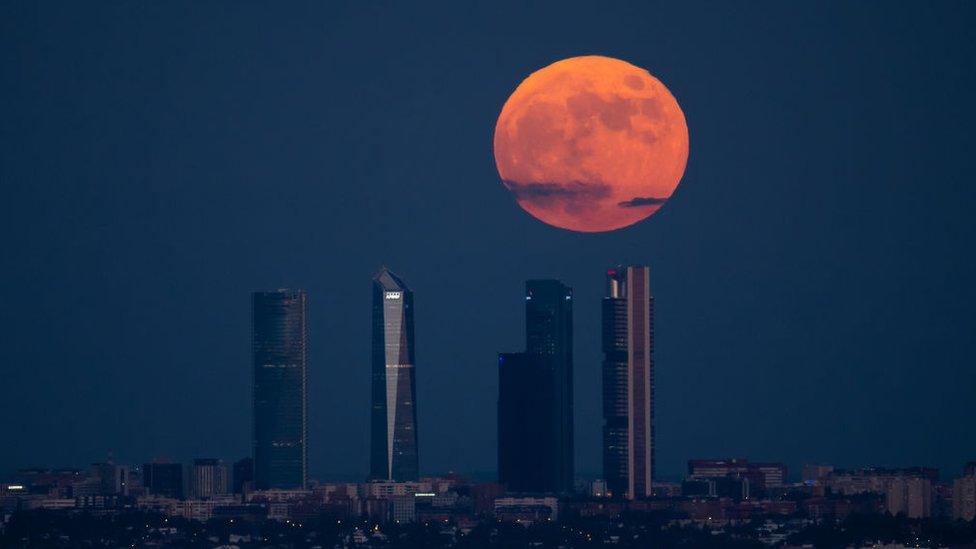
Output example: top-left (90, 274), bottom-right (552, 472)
top-left (92, 462), bottom-right (129, 496)
top-left (494, 496), bottom-right (560, 523)
top-left (498, 352), bottom-right (553, 492)
top-left (801, 464), bottom-right (834, 483)
top-left (232, 457), bottom-right (254, 495)
top-left (370, 268), bottom-right (419, 481)
top-left (886, 476), bottom-right (932, 518)
top-left (143, 462), bottom-right (184, 499)
top-left (954, 474), bottom-right (976, 521)
top-left (190, 459), bottom-right (229, 499)
top-left (252, 289), bottom-right (308, 490)
top-left (497, 279), bottom-right (574, 494)
top-left (602, 266), bottom-right (654, 499)
top-left (688, 459), bottom-right (788, 490)
top-left (525, 280), bottom-right (574, 493)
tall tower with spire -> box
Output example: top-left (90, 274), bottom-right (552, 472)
top-left (370, 268), bottom-right (420, 481)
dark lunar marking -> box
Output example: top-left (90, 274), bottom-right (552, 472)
top-left (637, 129), bottom-right (659, 145)
top-left (567, 91), bottom-right (633, 132)
top-left (639, 97), bottom-right (663, 118)
top-left (504, 179), bottom-right (612, 214)
top-left (624, 74), bottom-right (645, 90)
top-left (618, 196), bottom-right (668, 208)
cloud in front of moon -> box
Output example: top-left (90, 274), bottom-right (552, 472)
top-left (493, 55), bottom-right (689, 233)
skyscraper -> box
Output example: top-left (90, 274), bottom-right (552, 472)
top-left (252, 289), bottom-right (307, 490)
top-left (602, 266), bottom-right (654, 499)
top-left (498, 280), bottom-right (574, 494)
top-left (526, 280), bottom-right (574, 493)
top-left (370, 268), bottom-right (419, 481)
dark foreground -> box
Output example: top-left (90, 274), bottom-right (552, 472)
top-left (3, 510), bottom-right (976, 548)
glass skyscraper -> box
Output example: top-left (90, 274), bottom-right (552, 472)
top-left (370, 268), bottom-right (419, 481)
top-left (602, 266), bottom-right (654, 499)
top-left (498, 279), bottom-right (574, 494)
top-left (252, 289), bottom-right (307, 490)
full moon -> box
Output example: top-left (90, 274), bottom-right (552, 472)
top-left (493, 55), bottom-right (689, 233)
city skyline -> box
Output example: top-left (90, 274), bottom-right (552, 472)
top-left (3, 265), bottom-right (975, 482)
top-left (2, 263), bottom-right (960, 486)
top-left (2, 1), bottom-right (974, 488)
top-left (3, 270), bottom-right (974, 542)
top-left (2, 2), bottom-right (974, 545)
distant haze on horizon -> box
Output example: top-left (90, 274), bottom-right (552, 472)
top-left (1, 2), bottom-right (974, 480)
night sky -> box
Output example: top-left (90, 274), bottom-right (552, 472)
top-left (2, 2), bottom-right (974, 481)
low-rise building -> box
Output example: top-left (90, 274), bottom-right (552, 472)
top-left (361, 480), bottom-right (433, 498)
top-left (495, 496), bottom-right (559, 523)
top-left (391, 494), bottom-right (416, 523)
top-left (143, 462), bottom-right (184, 499)
top-left (802, 464), bottom-right (834, 483)
top-left (886, 476), bottom-right (932, 518)
top-left (687, 459), bottom-right (787, 494)
top-left (953, 474), bottom-right (976, 521)
top-left (190, 459), bottom-right (229, 499)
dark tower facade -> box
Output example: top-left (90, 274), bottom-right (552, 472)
top-left (370, 268), bottom-right (419, 481)
top-left (602, 266), bottom-right (654, 499)
top-left (525, 280), bottom-right (574, 493)
top-left (498, 280), bottom-right (573, 493)
top-left (252, 290), bottom-right (307, 490)
top-left (498, 352), bottom-right (552, 492)
top-left (232, 457), bottom-right (254, 495)
top-left (143, 462), bottom-right (184, 499)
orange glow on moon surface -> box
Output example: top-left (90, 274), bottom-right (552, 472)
top-left (493, 56), bottom-right (689, 233)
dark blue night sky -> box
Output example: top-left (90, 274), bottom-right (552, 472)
top-left (1, 2), bottom-right (974, 480)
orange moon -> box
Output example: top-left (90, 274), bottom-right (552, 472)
top-left (493, 56), bottom-right (689, 233)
